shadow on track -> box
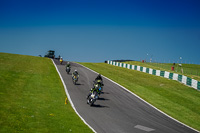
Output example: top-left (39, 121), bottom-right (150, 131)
top-left (101, 92), bottom-right (109, 94)
top-left (91, 104), bottom-right (109, 108)
top-left (66, 72), bottom-right (72, 75)
top-left (75, 83), bottom-right (83, 85)
top-left (98, 97), bottom-right (109, 101)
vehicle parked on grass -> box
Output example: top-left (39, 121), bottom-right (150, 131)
top-left (44, 50), bottom-right (55, 58)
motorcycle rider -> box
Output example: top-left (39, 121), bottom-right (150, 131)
top-left (66, 62), bottom-right (71, 73)
top-left (72, 69), bottom-right (79, 79)
top-left (95, 74), bottom-right (102, 81)
top-left (87, 83), bottom-right (101, 99)
top-left (87, 74), bottom-right (104, 99)
top-left (94, 74), bottom-right (104, 86)
top-left (66, 62), bottom-right (71, 68)
top-left (60, 57), bottom-right (63, 64)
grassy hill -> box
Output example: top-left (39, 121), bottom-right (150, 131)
top-left (0, 53), bottom-right (92, 133)
top-left (80, 62), bottom-right (200, 131)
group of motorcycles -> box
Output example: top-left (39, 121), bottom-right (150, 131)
top-left (64, 62), bottom-right (104, 106)
top-left (59, 59), bottom-right (77, 85)
top-left (65, 64), bottom-right (78, 85)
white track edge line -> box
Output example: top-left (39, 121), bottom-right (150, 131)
top-left (51, 60), bottom-right (96, 133)
top-left (77, 62), bottom-right (199, 133)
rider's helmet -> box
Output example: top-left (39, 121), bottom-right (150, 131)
top-left (75, 69), bottom-right (77, 73)
top-left (97, 74), bottom-right (101, 79)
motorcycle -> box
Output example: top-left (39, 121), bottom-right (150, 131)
top-left (72, 75), bottom-right (78, 85)
top-left (66, 67), bottom-right (70, 74)
top-left (60, 58), bottom-right (63, 64)
top-left (87, 90), bottom-right (99, 106)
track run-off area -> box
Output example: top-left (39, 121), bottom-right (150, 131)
top-left (53, 59), bottom-right (199, 133)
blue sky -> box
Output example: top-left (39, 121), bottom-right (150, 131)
top-left (0, 0), bottom-right (200, 64)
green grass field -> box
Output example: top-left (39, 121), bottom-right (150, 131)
top-left (125, 61), bottom-right (200, 81)
top-left (0, 53), bottom-right (92, 133)
top-left (79, 62), bottom-right (200, 131)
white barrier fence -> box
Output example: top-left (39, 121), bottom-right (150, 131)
top-left (107, 60), bottom-right (200, 90)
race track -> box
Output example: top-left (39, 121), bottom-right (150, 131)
top-left (54, 60), bottom-right (198, 133)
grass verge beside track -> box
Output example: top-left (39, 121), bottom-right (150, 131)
top-left (80, 62), bottom-right (200, 131)
top-left (125, 61), bottom-right (200, 81)
top-left (0, 53), bottom-right (93, 133)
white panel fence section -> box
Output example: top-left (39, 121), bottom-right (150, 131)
top-left (107, 60), bottom-right (200, 90)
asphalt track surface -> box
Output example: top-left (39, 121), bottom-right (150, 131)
top-left (54, 60), bottom-right (198, 133)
